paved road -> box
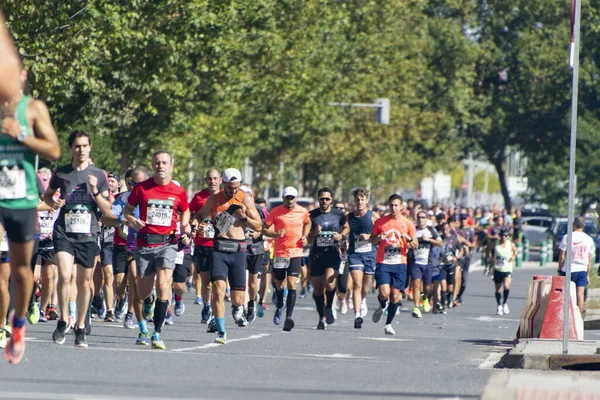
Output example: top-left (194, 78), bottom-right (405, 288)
top-left (1, 260), bottom-right (557, 400)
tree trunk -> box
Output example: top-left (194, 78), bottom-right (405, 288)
top-left (492, 157), bottom-right (512, 211)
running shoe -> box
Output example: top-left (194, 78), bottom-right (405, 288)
top-left (136, 331), bottom-right (151, 346)
top-left (225, 288), bottom-right (231, 302)
top-left (123, 313), bottom-right (136, 329)
top-left (412, 307), bottom-right (422, 318)
top-left (283, 317), bottom-right (295, 332)
top-left (503, 304), bottom-right (510, 315)
top-left (372, 305), bottom-right (384, 323)
top-left (299, 289), bottom-right (306, 299)
top-left (273, 307), bottom-right (284, 326)
top-left (186, 280), bottom-right (194, 294)
top-left (38, 311), bottom-right (48, 323)
top-left (53, 320), bottom-right (68, 345)
top-left (215, 332), bottom-right (227, 344)
top-left (142, 296), bottom-right (155, 321)
top-left (206, 318), bottom-right (217, 333)
top-left (151, 332), bottom-right (166, 350)
top-left (174, 299), bottom-right (185, 317)
top-left (96, 299), bottom-right (106, 319)
top-left (194, 296), bottom-right (202, 305)
top-left (384, 324), bottom-right (395, 335)
top-left (354, 316), bottom-right (363, 329)
top-left (201, 304), bottom-right (212, 323)
top-left (27, 302), bottom-right (40, 325)
top-left (4, 325), bottom-right (25, 363)
top-left (340, 299), bottom-right (348, 315)
top-left (232, 305), bottom-right (246, 326)
top-left (496, 305), bottom-right (503, 316)
top-left (325, 306), bottom-right (335, 325)
top-left (74, 328), bottom-right (88, 348)
top-left (316, 319), bottom-right (326, 330)
top-left (46, 305), bottom-right (59, 320)
top-left (104, 310), bottom-right (115, 322)
top-left (0, 329), bottom-right (7, 349)
top-left (422, 298), bottom-right (431, 313)
top-left (165, 308), bottom-right (174, 325)
top-left (360, 299), bottom-right (368, 318)
top-left (114, 298), bottom-right (127, 320)
top-left (256, 304), bottom-right (264, 318)
top-left (246, 306), bottom-right (256, 323)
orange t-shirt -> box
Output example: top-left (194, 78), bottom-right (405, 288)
top-left (372, 214), bottom-right (416, 264)
top-left (264, 204), bottom-right (310, 258)
top-left (210, 190), bottom-right (245, 235)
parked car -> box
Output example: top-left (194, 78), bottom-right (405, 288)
top-left (550, 218), bottom-right (598, 261)
top-left (522, 216), bottom-right (554, 246)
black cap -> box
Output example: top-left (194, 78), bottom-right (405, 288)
top-left (108, 172), bottom-right (120, 181)
top-left (500, 228), bottom-right (511, 236)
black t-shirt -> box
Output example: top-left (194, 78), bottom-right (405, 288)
top-left (457, 227), bottom-right (475, 257)
top-left (441, 233), bottom-right (460, 267)
top-left (309, 208), bottom-right (346, 255)
top-left (50, 164), bottom-right (109, 244)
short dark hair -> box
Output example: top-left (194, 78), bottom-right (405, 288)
top-left (353, 188), bottom-right (369, 199)
top-left (68, 130), bottom-right (91, 147)
top-left (124, 168), bottom-right (134, 179)
top-left (388, 194), bottom-right (403, 203)
top-left (317, 187), bottom-right (333, 198)
top-left (574, 217), bottom-right (585, 230)
top-left (152, 149), bottom-right (173, 164)
top-left (255, 197), bottom-right (266, 204)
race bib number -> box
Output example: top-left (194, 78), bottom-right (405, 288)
top-left (273, 257), bottom-right (290, 269)
top-left (39, 217), bottom-right (55, 235)
top-left (414, 248), bottom-right (429, 263)
top-left (202, 224), bottom-right (215, 239)
top-left (215, 211), bottom-right (235, 233)
top-left (339, 258), bottom-right (347, 274)
top-left (445, 253), bottom-right (455, 264)
top-left (316, 233), bottom-right (334, 247)
top-left (495, 256), bottom-right (506, 268)
top-left (354, 239), bottom-right (372, 253)
top-left (383, 247), bottom-right (401, 265)
top-left (65, 212), bottom-right (92, 234)
top-left (0, 167), bottom-right (26, 200)
top-left (103, 227), bottom-right (115, 243)
top-left (146, 199), bottom-right (174, 227)
top-left (175, 251), bottom-right (185, 265)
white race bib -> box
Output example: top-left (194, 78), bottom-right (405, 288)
top-left (202, 224), bottom-right (215, 239)
top-left (0, 233), bottom-right (8, 252)
top-left (146, 207), bottom-right (173, 226)
top-left (354, 239), bottom-right (372, 253)
top-left (383, 247), bottom-right (401, 265)
top-left (0, 167), bottom-right (26, 200)
top-left (339, 258), bottom-right (346, 274)
top-left (65, 212), bottom-right (92, 234)
top-left (273, 257), bottom-right (290, 269)
top-left (316, 233), bottom-right (334, 247)
top-left (39, 217), bottom-right (55, 235)
top-left (215, 211), bottom-right (235, 233)
top-left (175, 251), bottom-right (185, 265)
top-left (103, 228), bottom-right (115, 243)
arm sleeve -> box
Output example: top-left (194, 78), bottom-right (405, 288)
top-left (189, 196), bottom-right (199, 214)
top-left (127, 185), bottom-right (141, 207)
top-left (372, 220), bottom-right (381, 236)
top-left (303, 210), bottom-right (310, 224)
top-left (178, 189), bottom-right (189, 212)
top-left (98, 171), bottom-right (110, 193)
top-left (264, 209), bottom-right (275, 226)
top-left (559, 235), bottom-right (567, 251)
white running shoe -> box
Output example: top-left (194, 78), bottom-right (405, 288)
top-left (340, 300), bottom-right (348, 315)
top-left (496, 305), bottom-right (503, 316)
top-left (503, 303), bottom-right (510, 315)
top-left (360, 299), bottom-right (368, 318)
top-left (384, 324), bottom-right (395, 335)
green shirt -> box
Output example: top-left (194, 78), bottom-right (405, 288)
top-left (0, 95), bottom-right (38, 209)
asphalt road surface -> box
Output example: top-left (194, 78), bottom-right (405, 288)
top-left (1, 260), bottom-right (552, 400)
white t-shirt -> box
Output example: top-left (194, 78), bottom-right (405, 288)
top-left (559, 231), bottom-right (595, 273)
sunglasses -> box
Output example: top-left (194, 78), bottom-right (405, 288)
top-left (319, 197), bottom-right (332, 202)
top-left (417, 216), bottom-right (426, 219)
top-left (335, 206), bottom-right (345, 210)
top-left (284, 196), bottom-right (295, 200)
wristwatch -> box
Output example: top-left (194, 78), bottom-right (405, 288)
top-left (240, 217), bottom-right (248, 223)
top-left (16, 128), bottom-right (27, 143)
top-left (92, 191), bottom-right (100, 197)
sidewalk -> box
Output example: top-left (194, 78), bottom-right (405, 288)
top-left (481, 370), bottom-right (600, 400)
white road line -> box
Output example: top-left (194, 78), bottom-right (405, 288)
top-left (172, 333), bottom-right (271, 352)
top-left (299, 353), bottom-right (376, 359)
top-left (0, 392), bottom-right (202, 400)
top-left (469, 316), bottom-right (520, 322)
top-left (478, 351), bottom-right (506, 369)
top-left (357, 337), bottom-right (414, 342)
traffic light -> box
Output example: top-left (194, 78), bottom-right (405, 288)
top-left (375, 98), bottom-right (390, 125)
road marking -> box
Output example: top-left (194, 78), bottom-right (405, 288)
top-left (299, 353), bottom-right (376, 359)
top-left (469, 316), bottom-right (520, 322)
top-left (478, 351), bottom-right (506, 369)
top-left (357, 337), bottom-right (414, 342)
top-left (172, 333), bottom-right (271, 352)
top-left (0, 392), bottom-right (202, 400)
top-left (294, 306), bottom-right (316, 311)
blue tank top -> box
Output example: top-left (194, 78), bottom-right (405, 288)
top-left (348, 210), bottom-right (376, 255)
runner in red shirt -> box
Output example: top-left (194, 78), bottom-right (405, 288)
top-left (189, 168), bottom-right (221, 323)
top-left (369, 194), bottom-right (418, 336)
top-left (124, 150), bottom-right (191, 350)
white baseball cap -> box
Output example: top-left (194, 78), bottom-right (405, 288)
top-left (282, 186), bottom-right (298, 198)
top-left (222, 168), bottom-right (242, 183)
